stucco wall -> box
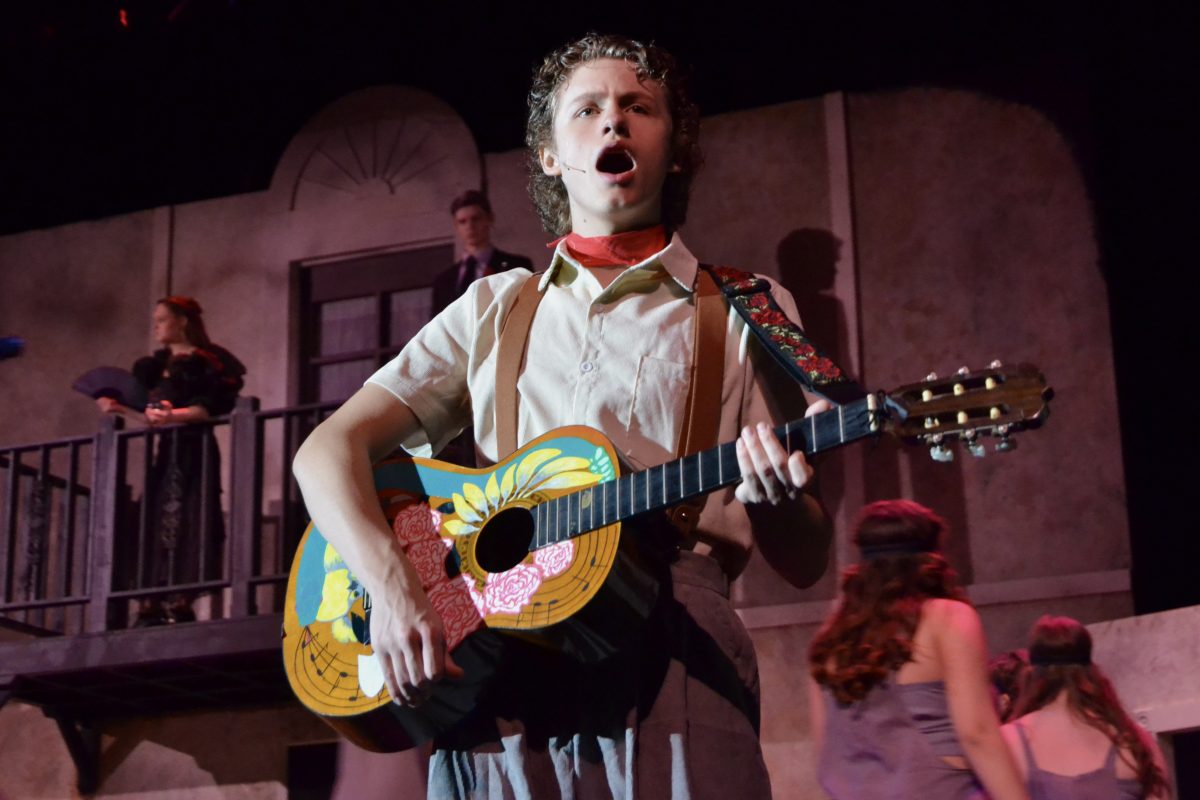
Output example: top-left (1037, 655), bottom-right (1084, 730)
top-left (0, 212), bottom-right (156, 447)
top-left (850, 89), bottom-right (1128, 584)
top-left (0, 699), bottom-right (337, 799)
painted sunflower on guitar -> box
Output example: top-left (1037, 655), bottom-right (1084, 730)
top-left (438, 446), bottom-right (612, 620)
top-left (440, 447), bottom-right (607, 538)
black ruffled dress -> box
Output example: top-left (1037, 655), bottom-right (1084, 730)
top-left (130, 345), bottom-right (245, 591)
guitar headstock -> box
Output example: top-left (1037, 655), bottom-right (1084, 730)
top-left (882, 361), bottom-right (1051, 461)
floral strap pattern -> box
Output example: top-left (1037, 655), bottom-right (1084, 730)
top-left (704, 265), bottom-right (866, 404)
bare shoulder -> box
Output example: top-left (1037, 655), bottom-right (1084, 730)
top-left (922, 597), bottom-right (982, 631)
top-left (999, 719), bottom-right (1032, 779)
top-left (919, 599), bottom-right (988, 665)
top-left (999, 719), bottom-right (1023, 751)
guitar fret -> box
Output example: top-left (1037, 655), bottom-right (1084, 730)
top-left (786, 419), bottom-right (792, 453)
top-left (614, 476), bottom-right (619, 523)
top-left (810, 415), bottom-right (818, 452)
top-left (838, 404), bottom-right (845, 443)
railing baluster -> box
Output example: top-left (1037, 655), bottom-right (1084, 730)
top-left (198, 424), bottom-right (212, 583)
top-left (85, 417), bottom-right (120, 633)
top-left (3, 449), bottom-right (20, 605)
top-left (137, 429), bottom-right (152, 593)
top-left (228, 396), bottom-right (262, 617)
top-left (63, 442), bottom-right (80, 599)
top-left (280, 411), bottom-right (294, 576)
top-left (30, 446), bottom-right (52, 627)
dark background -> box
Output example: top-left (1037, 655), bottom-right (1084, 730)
top-left (2, 0), bottom-right (1196, 761)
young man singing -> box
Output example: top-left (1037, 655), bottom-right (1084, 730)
top-left (294, 33), bottom-right (833, 799)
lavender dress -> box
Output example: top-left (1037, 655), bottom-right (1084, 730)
top-left (1015, 724), bottom-right (1144, 799)
top-left (818, 680), bottom-right (984, 800)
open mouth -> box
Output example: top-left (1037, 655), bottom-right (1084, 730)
top-left (595, 147), bottom-right (636, 175)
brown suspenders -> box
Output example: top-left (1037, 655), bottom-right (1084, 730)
top-left (494, 274), bottom-right (545, 460)
top-left (493, 266), bottom-right (727, 532)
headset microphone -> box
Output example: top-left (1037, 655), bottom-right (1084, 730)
top-left (562, 162), bottom-right (587, 172)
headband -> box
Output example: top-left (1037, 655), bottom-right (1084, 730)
top-left (1029, 647), bottom-right (1091, 667)
top-left (858, 541), bottom-right (934, 560)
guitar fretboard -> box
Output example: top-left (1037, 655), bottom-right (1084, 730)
top-left (529, 395), bottom-right (880, 550)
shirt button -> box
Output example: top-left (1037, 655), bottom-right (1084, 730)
top-left (579, 361), bottom-right (594, 373)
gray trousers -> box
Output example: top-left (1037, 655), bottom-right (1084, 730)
top-left (427, 551), bottom-right (771, 800)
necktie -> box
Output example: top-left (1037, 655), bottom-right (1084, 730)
top-left (460, 255), bottom-right (478, 293)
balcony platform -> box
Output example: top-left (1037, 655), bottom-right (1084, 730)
top-left (0, 614), bottom-right (291, 719)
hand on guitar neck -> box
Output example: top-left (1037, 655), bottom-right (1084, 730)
top-left (735, 400), bottom-right (833, 505)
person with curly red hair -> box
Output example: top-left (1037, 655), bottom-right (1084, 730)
top-left (808, 499), bottom-right (1028, 799)
top-left (1001, 615), bottom-right (1169, 799)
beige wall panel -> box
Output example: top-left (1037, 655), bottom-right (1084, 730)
top-left (0, 212), bottom-right (155, 447)
top-left (848, 89), bottom-right (1126, 585)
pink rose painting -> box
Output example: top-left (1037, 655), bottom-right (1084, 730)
top-left (407, 539), bottom-right (452, 588)
top-left (427, 580), bottom-right (484, 650)
top-left (391, 503), bottom-right (442, 545)
top-left (533, 540), bottom-right (574, 578)
top-left (482, 564), bottom-right (542, 615)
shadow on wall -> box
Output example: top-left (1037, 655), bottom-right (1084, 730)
top-left (774, 227), bottom-right (974, 581)
top-left (776, 229), bottom-right (851, 524)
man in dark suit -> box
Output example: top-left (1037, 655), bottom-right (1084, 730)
top-left (431, 190), bottom-right (533, 315)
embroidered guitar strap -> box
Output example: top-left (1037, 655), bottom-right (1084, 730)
top-left (702, 265), bottom-right (866, 404)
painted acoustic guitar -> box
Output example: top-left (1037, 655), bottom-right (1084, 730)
top-left (283, 363), bottom-right (1050, 751)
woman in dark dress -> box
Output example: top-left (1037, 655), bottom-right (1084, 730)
top-left (96, 296), bottom-right (244, 624)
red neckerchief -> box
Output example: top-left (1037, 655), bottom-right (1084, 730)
top-left (548, 225), bottom-right (668, 268)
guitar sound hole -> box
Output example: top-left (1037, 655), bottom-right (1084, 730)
top-left (474, 506), bottom-right (535, 573)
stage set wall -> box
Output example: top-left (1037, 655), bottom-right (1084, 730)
top-left (0, 84), bottom-right (1130, 798)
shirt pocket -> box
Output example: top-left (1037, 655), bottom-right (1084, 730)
top-left (625, 354), bottom-right (691, 462)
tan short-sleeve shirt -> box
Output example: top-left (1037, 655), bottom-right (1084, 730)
top-left (367, 234), bottom-right (810, 566)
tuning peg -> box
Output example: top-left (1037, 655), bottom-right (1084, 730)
top-left (925, 371), bottom-right (938, 382)
top-left (995, 436), bottom-right (1017, 453)
top-left (989, 359), bottom-right (1003, 369)
top-left (961, 429), bottom-right (985, 458)
top-left (929, 444), bottom-right (954, 462)
top-left (957, 366), bottom-right (970, 376)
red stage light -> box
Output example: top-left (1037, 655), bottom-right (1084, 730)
top-left (118, 9), bottom-right (129, 28)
